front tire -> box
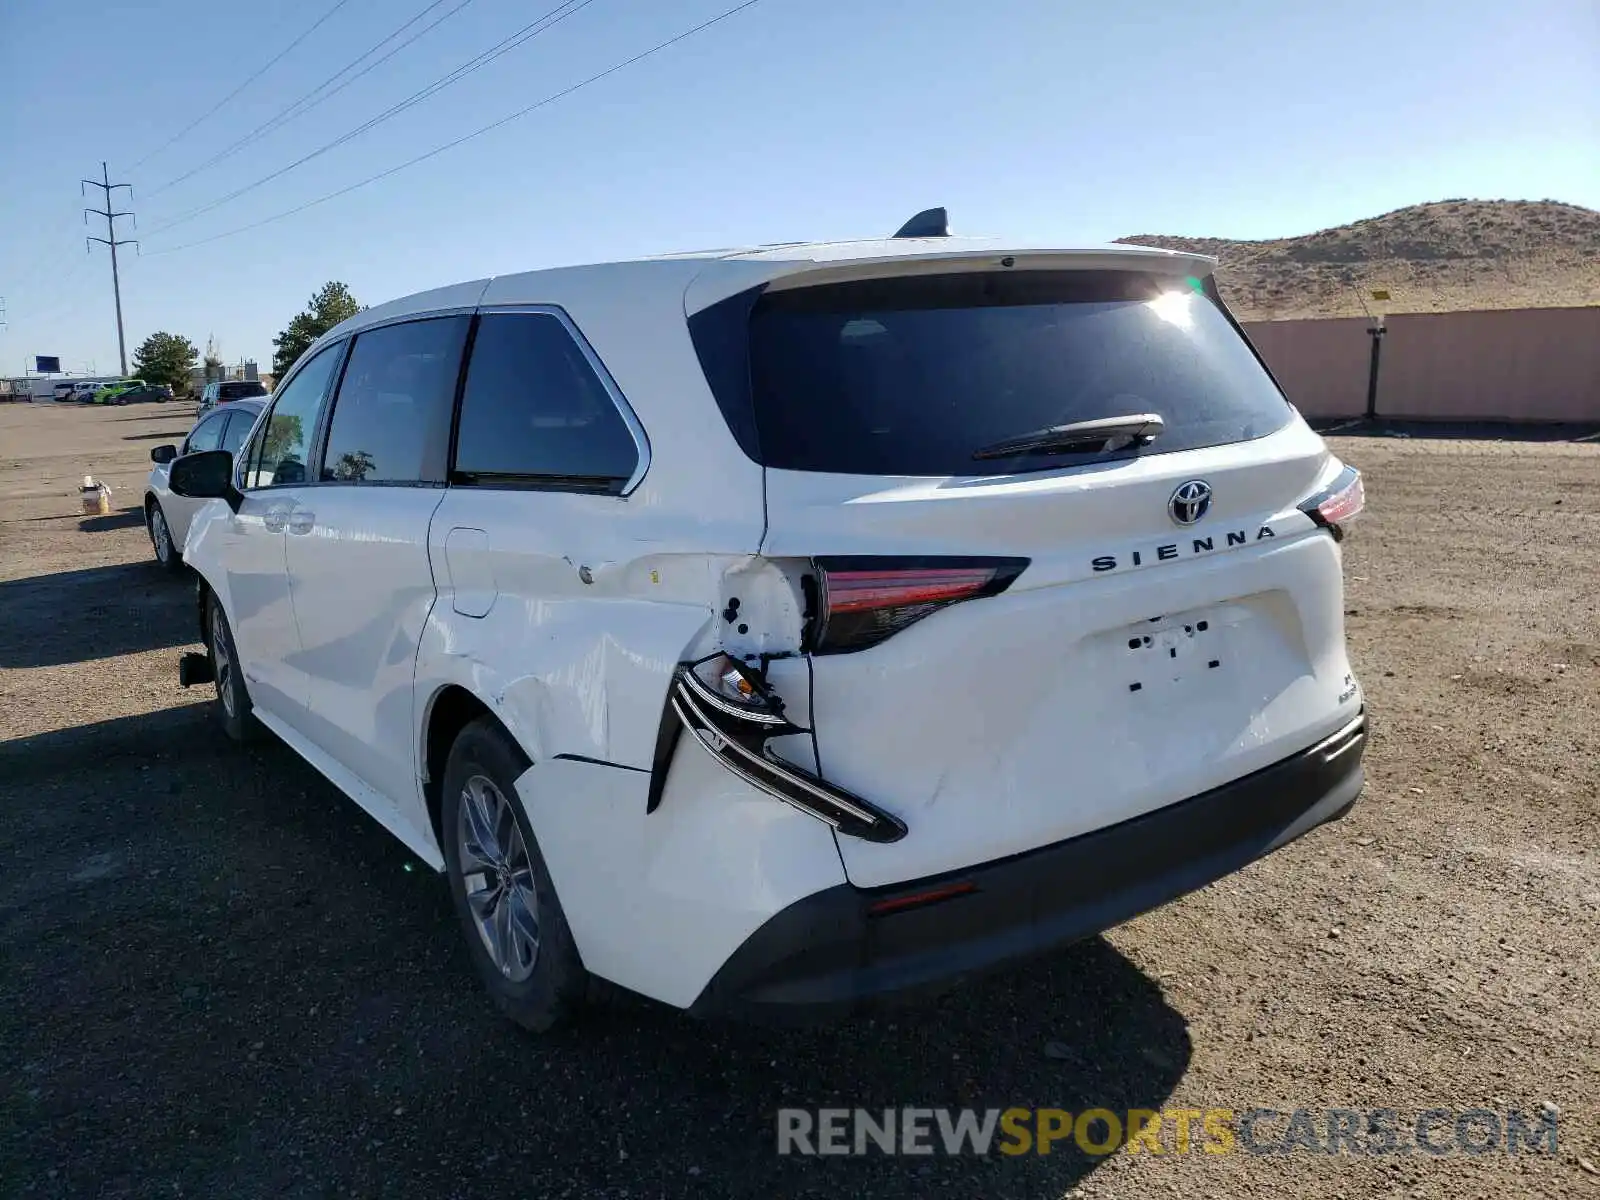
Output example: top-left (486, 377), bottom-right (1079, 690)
top-left (148, 503), bottom-right (182, 573)
top-left (441, 718), bottom-right (587, 1032)
top-left (206, 593), bottom-right (256, 742)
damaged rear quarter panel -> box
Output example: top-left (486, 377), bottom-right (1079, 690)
top-left (414, 542), bottom-right (770, 772)
top-left (412, 261), bottom-right (778, 772)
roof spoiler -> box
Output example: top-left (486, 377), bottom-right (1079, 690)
top-left (891, 207), bottom-right (949, 238)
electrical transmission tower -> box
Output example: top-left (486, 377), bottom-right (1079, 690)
top-left (82, 162), bottom-right (138, 375)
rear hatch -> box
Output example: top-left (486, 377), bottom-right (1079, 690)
top-left (692, 257), bottom-right (1360, 887)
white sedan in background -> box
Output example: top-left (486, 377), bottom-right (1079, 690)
top-left (143, 398), bottom-right (264, 571)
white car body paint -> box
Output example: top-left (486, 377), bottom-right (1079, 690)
top-left (189, 488), bottom-right (308, 728)
top-left (762, 419), bottom-right (1360, 886)
top-left (180, 234), bottom-right (1366, 1015)
top-left (283, 486), bottom-right (447, 844)
top-left (514, 741), bottom-right (846, 1009)
top-left (143, 401), bottom-right (265, 553)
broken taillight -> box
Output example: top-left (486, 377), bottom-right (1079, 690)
top-left (810, 557), bottom-right (1029, 653)
top-left (1299, 466), bottom-right (1365, 541)
top-left (683, 653), bottom-right (788, 725)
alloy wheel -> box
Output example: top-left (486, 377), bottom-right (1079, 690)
top-left (210, 603), bottom-right (235, 720)
top-left (152, 509), bottom-right (172, 563)
top-left (456, 774), bottom-right (541, 982)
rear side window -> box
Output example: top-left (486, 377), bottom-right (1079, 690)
top-left (452, 312), bottom-right (640, 492)
top-left (184, 411), bottom-right (229, 454)
top-left (697, 270), bottom-right (1292, 476)
top-left (320, 316), bottom-right (468, 484)
top-left (244, 344), bottom-right (342, 488)
top-left (219, 408), bottom-right (257, 455)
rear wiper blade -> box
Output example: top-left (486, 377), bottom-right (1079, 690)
top-left (971, 413), bottom-right (1165, 461)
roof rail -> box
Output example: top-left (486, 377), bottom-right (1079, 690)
top-left (891, 207), bottom-right (949, 238)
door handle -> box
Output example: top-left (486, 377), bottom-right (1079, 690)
top-left (287, 511), bottom-right (315, 535)
top-left (262, 505), bottom-right (291, 533)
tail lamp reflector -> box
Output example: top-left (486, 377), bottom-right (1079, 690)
top-left (811, 558), bottom-right (1029, 653)
top-left (1300, 466), bottom-right (1365, 540)
top-left (868, 880), bottom-right (977, 916)
top-left (824, 567), bottom-right (1002, 613)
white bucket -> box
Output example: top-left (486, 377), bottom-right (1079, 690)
top-left (80, 476), bottom-right (111, 516)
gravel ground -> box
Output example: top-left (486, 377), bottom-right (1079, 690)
top-left (1, 401), bottom-right (1596, 1199)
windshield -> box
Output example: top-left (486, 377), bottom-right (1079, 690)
top-left (695, 269), bottom-right (1293, 476)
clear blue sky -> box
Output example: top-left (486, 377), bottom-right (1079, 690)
top-left (2, 0), bottom-right (1595, 376)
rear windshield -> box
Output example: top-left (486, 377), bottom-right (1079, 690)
top-left (220, 381), bottom-right (268, 401)
top-left (692, 269), bottom-right (1292, 476)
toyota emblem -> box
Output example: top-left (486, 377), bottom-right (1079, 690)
top-left (1168, 480), bottom-right (1212, 525)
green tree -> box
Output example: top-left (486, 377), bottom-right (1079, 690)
top-left (131, 331), bottom-right (199, 393)
top-left (259, 414), bottom-right (306, 482)
top-left (272, 281), bottom-right (362, 376)
top-left (328, 449), bottom-right (375, 481)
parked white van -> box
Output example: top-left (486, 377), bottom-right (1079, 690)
top-left (169, 211), bottom-right (1367, 1030)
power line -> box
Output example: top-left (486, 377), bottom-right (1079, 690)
top-left (143, 0), bottom-right (598, 238)
top-left (3, 217), bottom-right (85, 299)
top-left (145, 0), bottom-right (766, 257)
top-left (146, 0), bottom-right (476, 197)
top-left (127, 0), bottom-right (356, 172)
top-left (5, 258), bottom-right (98, 334)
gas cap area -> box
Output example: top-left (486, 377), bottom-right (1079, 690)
top-left (717, 558), bottom-right (808, 659)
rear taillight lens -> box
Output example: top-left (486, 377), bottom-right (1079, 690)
top-left (810, 557), bottom-right (1029, 653)
top-left (1299, 466), bottom-right (1365, 541)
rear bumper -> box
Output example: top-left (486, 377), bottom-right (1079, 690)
top-left (689, 710), bottom-right (1366, 1022)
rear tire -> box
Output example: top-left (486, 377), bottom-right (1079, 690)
top-left (148, 503), bottom-right (182, 573)
top-left (206, 593), bottom-right (257, 743)
top-left (441, 718), bottom-right (587, 1032)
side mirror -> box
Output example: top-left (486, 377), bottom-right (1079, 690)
top-left (169, 449), bottom-right (242, 511)
top-left (150, 444), bottom-right (178, 464)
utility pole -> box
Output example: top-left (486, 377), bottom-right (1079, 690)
top-left (82, 162), bottom-right (137, 376)
top-left (1364, 319), bottom-right (1387, 422)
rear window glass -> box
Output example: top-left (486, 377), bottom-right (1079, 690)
top-left (322, 316), bottom-right (467, 484)
top-left (698, 270), bottom-right (1291, 476)
top-left (452, 312), bottom-right (640, 490)
top-left (219, 381), bottom-right (267, 401)
top-left (220, 407), bottom-right (258, 455)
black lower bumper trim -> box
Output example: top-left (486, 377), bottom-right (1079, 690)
top-left (689, 712), bottom-right (1366, 1023)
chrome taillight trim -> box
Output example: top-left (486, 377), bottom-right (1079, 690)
top-left (661, 669), bottom-right (907, 843)
top-left (679, 659), bottom-right (790, 726)
top-left (673, 684), bottom-right (879, 824)
top-left (671, 696), bottom-right (842, 830)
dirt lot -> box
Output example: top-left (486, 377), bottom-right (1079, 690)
top-left (1, 401), bottom-right (1596, 1199)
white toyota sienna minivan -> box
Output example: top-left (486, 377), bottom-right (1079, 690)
top-left (170, 210), bottom-right (1367, 1031)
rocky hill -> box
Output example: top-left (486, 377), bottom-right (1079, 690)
top-left (1119, 200), bottom-right (1600, 320)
